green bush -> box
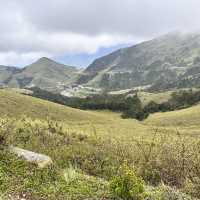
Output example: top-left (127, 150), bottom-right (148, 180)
top-left (143, 168), bottom-right (161, 186)
top-left (147, 185), bottom-right (193, 200)
top-left (109, 163), bottom-right (146, 200)
top-left (183, 178), bottom-right (200, 198)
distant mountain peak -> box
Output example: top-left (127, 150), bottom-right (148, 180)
top-left (77, 32), bottom-right (200, 90)
top-left (38, 57), bottom-right (50, 61)
top-left (35, 57), bottom-right (59, 64)
top-left (0, 57), bottom-right (79, 91)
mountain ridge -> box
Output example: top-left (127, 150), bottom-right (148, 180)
top-left (77, 32), bottom-right (200, 91)
top-left (0, 57), bottom-right (79, 91)
top-left (2, 32), bottom-right (200, 93)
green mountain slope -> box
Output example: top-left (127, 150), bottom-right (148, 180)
top-left (2, 32), bottom-right (200, 94)
top-left (77, 32), bottom-right (200, 90)
top-left (0, 89), bottom-right (105, 123)
top-left (0, 65), bottom-right (20, 86)
top-left (0, 57), bottom-right (79, 92)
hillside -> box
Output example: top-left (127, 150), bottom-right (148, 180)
top-left (145, 103), bottom-right (200, 128)
top-left (0, 65), bottom-right (20, 86)
top-left (0, 89), bottom-right (105, 123)
top-left (2, 33), bottom-right (200, 95)
top-left (0, 57), bottom-right (79, 92)
top-left (0, 89), bottom-right (149, 137)
top-left (2, 32), bottom-right (200, 96)
top-left (1, 88), bottom-right (200, 139)
top-left (77, 32), bottom-right (200, 91)
top-left (1, 89), bottom-right (200, 199)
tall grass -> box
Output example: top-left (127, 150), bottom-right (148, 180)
top-left (1, 117), bottom-right (200, 198)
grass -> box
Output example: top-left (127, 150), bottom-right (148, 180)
top-left (0, 89), bottom-right (152, 139)
top-left (2, 88), bottom-right (200, 139)
top-left (0, 89), bottom-right (106, 123)
top-left (137, 91), bottom-right (173, 106)
top-left (1, 89), bottom-right (200, 199)
top-left (1, 88), bottom-right (200, 140)
top-left (1, 117), bottom-right (198, 199)
top-left (137, 88), bottom-right (200, 107)
top-left (0, 150), bottom-right (110, 200)
top-left (144, 103), bottom-right (200, 137)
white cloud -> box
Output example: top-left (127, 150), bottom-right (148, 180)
top-left (0, 52), bottom-right (51, 67)
top-left (0, 0), bottom-right (200, 66)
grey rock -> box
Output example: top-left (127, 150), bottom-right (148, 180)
top-left (9, 146), bottom-right (53, 168)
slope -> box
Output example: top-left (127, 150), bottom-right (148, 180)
top-left (8, 57), bottom-right (79, 91)
top-left (0, 65), bottom-right (20, 86)
top-left (144, 103), bottom-right (200, 137)
top-left (0, 89), bottom-right (151, 138)
top-left (0, 89), bottom-right (103, 123)
top-left (77, 32), bottom-right (200, 90)
top-left (0, 58), bottom-right (79, 92)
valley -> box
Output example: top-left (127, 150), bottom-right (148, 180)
top-left (2, 32), bottom-right (200, 200)
top-left (2, 0), bottom-right (200, 199)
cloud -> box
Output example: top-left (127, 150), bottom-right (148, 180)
top-left (0, 0), bottom-right (200, 66)
top-left (18, 0), bottom-right (200, 36)
top-left (0, 52), bottom-right (51, 67)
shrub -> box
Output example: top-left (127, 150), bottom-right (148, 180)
top-left (109, 162), bottom-right (146, 200)
top-left (143, 168), bottom-right (161, 186)
top-left (147, 185), bottom-right (193, 200)
top-left (183, 178), bottom-right (200, 198)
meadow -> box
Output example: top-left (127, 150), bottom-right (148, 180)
top-left (1, 89), bottom-right (200, 199)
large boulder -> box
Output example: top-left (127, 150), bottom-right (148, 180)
top-left (9, 146), bottom-right (53, 168)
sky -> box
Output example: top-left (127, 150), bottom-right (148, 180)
top-left (1, 0), bottom-right (200, 68)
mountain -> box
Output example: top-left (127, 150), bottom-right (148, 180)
top-left (0, 57), bottom-right (79, 91)
top-left (2, 32), bottom-right (200, 93)
top-left (0, 65), bottom-right (20, 87)
top-left (77, 32), bottom-right (200, 91)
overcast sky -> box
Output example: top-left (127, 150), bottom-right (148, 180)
top-left (1, 0), bottom-right (200, 67)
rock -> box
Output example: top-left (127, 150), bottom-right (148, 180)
top-left (9, 146), bottom-right (53, 168)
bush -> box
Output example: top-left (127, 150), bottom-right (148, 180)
top-left (29, 87), bottom-right (149, 121)
top-left (183, 178), bottom-right (200, 198)
top-left (143, 167), bottom-right (161, 186)
top-left (109, 162), bottom-right (146, 200)
top-left (147, 185), bottom-right (193, 200)
top-left (121, 95), bottom-right (149, 121)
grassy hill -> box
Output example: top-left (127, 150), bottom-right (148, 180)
top-left (0, 89), bottom-right (104, 122)
top-left (137, 91), bottom-right (173, 106)
top-left (1, 89), bottom-right (200, 199)
top-left (1, 88), bottom-right (200, 138)
top-left (0, 89), bottom-right (150, 138)
top-left (146, 103), bottom-right (200, 126)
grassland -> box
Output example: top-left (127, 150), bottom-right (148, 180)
top-left (144, 103), bottom-right (200, 136)
top-left (137, 91), bottom-right (173, 106)
top-left (1, 88), bottom-right (200, 147)
top-left (0, 89), bottom-right (106, 122)
top-left (0, 89), bottom-right (152, 139)
top-left (1, 89), bottom-right (200, 199)
top-left (137, 89), bottom-right (200, 107)
top-left (1, 88), bottom-right (199, 138)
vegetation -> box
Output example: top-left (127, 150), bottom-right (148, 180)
top-left (77, 32), bottom-right (200, 90)
top-left (0, 57), bottom-right (78, 91)
top-left (28, 87), bottom-right (200, 121)
top-left (1, 89), bottom-right (200, 199)
top-left (0, 116), bottom-right (199, 199)
top-left (29, 87), bottom-right (147, 120)
top-left (144, 89), bottom-right (200, 114)
top-left (109, 163), bottom-right (146, 200)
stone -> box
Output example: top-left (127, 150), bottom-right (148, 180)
top-left (9, 146), bottom-right (53, 168)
